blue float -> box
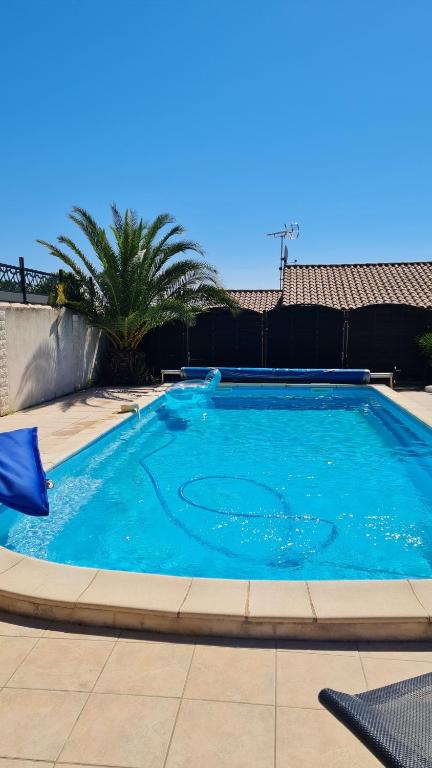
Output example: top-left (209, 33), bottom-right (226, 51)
top-left (0, 428), bottom-right (49, 516)
top-left (166, 368), bottom-right (222, 401)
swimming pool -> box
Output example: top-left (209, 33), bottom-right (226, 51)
top-left (1, 385), bottom-right (431, 580)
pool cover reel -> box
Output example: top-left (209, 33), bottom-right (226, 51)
top-left (181, 367), bottom-right (370, 384)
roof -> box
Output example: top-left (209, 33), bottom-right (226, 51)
top-left (227, 289), bottom-right (282, 312)
top-left (281, 262), bottom-right (432, 310)
top-left (223, 262), bottom-right (432, 314)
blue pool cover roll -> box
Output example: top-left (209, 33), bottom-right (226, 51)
top-left (0, 428), bottom-right (49, 516)
top-left (181, 367), bottom-right (370, 384)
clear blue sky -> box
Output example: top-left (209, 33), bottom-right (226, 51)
top-left (1, 0), bottom-right (431, 288)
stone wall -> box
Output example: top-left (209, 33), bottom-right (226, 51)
top-left (0, 304), bottom-right (103, 415)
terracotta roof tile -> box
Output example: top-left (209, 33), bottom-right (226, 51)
top-left (281, 262), bottom-right (432, 310)
top-left (228, 289), bottom-right (282, 312)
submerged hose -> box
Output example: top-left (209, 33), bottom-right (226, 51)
top-left (137, 417), bottom-right (424, 578)
top-left (139, 434), bottom-right (338, 569)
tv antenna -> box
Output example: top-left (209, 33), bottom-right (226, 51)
top-left (266, 223), bottom-right (299, 287)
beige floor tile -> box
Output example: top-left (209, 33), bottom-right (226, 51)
top-left (0, 613), bottom-right (47, 637)
top-left (276, 706), bottom-right (378, 767)
top-left (44, 623), bottom-right (120, 641)
top-left (359, 641), bottom-right (432, 662)
top-left (411, 579), bottom-right (432, 615)
top-left (0, 558), bottom-right (95, 603)
top-left (94, 641), bottom-right (193, 696)
top-left (362, 656), bottom-right (432, 690)
top-left (77, 569), bottom-right (190, 614)
top-left (58, 765), bottom-right (112, 768)
top-left (0, 547), bottom-right (23, 573)
top-left (248, 580), bottom-right (313, 621)
top-left (59, 693), bottom-right (179, 768)
top-left (165, 699), bottom-right (274, 768)
top-left (277, 650), bottom-right (366, 708)
top-left (0, 636), bottom-right (37, 685)
top-left (0, 688), bottom-right (87, 760)
top-left (8, 638), bottom-right (114, 691)
top-left (277, 639), bottom-right (358, 656)
top-left (119, 629), bottom-right (196, 644)
top-left (179, 578), bottom-right (248, 618)
top-left (197, 635), bottom-right (276, 649)
top-left (308, 579), bottom-right (428, 621)
top-left (58, 765), bottom-right (111, 768)
top-left (184, 644), bottom-right (275, 705)
top-left (0, 761), bottom-right (53, 768)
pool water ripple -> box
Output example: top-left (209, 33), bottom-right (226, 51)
top-left (1, 386), bottom-right (431, 580)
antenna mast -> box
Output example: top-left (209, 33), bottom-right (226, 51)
top-left (266, 223), bottom-right (299, 288)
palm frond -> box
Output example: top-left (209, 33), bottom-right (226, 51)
top-left (36, 240), bottom-right (89, 285)
top-left (37, 205), bottom-right (233, 354)
top-left (418, 332), bottom-right (432, 363)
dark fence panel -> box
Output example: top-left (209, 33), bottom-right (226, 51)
top-left (267, 306), bottom-right (344, 368)
top-left (185, 309), bottom-right (263, 367)
top-left (189, 311), bottom-right (214, 366)
top-left (194, 309), bottom-right (262, 367)
top-left (0, 259), bottom-right (59, 304)
top-left (347, 304), bottom-right (432, 379)
top-left (143, 309), bottom-right (263, 371)
top-left (143, 304), bottom-right (432, 380)
top-left (144, 322), bottom-right (187, 370)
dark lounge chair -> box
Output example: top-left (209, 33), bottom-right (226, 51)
top-left (319, 672), bottom-right (432, 768)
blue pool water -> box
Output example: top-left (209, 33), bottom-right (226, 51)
top-left (1, 385), bottom-right (432, 580)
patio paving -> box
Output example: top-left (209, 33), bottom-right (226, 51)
top-left (0, 386), bottom-right (432, 765)
top-left (1, 613), bottom-right (432, 766)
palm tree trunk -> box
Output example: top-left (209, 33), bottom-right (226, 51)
top-left (101, 346), bottom-right (150, 385)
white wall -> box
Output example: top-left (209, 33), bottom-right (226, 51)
top-left (0, 304), bottom-right (103, 415)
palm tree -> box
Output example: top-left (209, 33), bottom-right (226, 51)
top-left (418, 331), bottom-right (432, 366)
top-left (38, 205), bottom-right (237, 383)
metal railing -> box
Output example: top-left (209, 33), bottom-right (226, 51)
top-left (0, 258), bottom-right (62, 304)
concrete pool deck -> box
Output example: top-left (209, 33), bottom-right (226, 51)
top-left (0, 384), bottom-right (432, 640)
top-left (3, 610), bottom-right (431, 768)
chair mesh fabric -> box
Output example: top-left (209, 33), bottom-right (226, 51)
top-left (319, 672), bottom-right (432, 768)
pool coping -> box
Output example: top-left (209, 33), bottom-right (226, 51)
top-left (1, 382), bottom-right (432, 640)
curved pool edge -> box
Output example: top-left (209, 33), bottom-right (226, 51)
top-left (1, 546), bottom-right (432, 639)
top-left (2, 382), bottom-right (432, 640)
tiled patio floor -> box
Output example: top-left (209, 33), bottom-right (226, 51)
top-left (2, 612), bottom-right (432, 767)
top-left (1, 386), bottom-right (432, 765)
